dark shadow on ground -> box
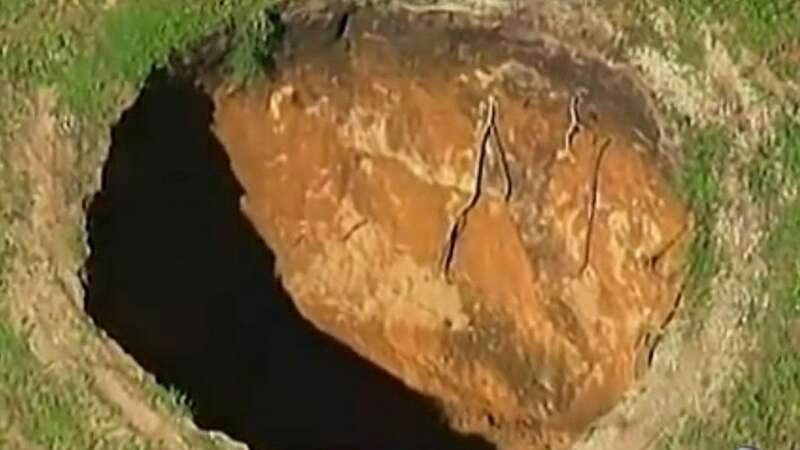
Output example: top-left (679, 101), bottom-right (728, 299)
top-left (82, 69), bottom-right (496, 450)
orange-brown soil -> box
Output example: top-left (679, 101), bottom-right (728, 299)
top-left (211, 9), bottom-right (688, 450)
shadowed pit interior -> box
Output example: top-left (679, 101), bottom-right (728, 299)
top-left (82, 69), bottom-right (496, 450)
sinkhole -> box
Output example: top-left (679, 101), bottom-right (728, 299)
top-left (83, 69), bottom-right (497, 450)
top-left (82, 6), bottom-right (689, 449)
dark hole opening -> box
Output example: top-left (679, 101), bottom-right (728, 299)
top-left (83, 69), bottom-right (496, 450)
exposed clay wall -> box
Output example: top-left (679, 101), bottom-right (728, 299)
top-left (211, 8), bottom-right (688, 449)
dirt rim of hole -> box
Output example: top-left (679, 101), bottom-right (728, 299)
top-left (1, 2), bottom-right (709, 450)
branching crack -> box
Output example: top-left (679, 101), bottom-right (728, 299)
top-left (439, 95), bottom-right (512, 280)
top-left (561, 88), bottom-right (588, 160)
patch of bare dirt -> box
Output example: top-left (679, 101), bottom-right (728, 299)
top-left (212, 7), bottom-right (687, 449)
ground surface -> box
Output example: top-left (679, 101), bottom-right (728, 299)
top-left (0, 1), bottom-right (798, 450)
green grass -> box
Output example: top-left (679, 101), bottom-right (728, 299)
top-left (765, 203), bottom-right (800, 277)
top-left (0, 310), bottom-right (157, 450)
top-left (618, 0), bottom-right (800, 71)
top-left (663, 0), bottom-right (800, 53)
top-left (611, 0), bottom-right (707, 69)
top-left (0, 224), bottom-right (152, 450)
top-left (660, 109), bottom-right (800, 450)
top-left (62, 0), bottom-right (280, 118)
top-left (621, 0), bottom-right (800, 80)
top-left (748, 114), bottom-right (800, 202)
top-left (0, 0), bottom-right (46, 26)
top-left (1, 0), bottom-right (280, 121)
top-left (678, 127), bottom-right (730, 318)
top-left (225, 9), bottom-right (285, 83)
top-left (661, 201), bottom-right (800, 450)
top-left (0, 319), bottom-right (88, 449)
top-left (717, 201), bottom-right (800, 448)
